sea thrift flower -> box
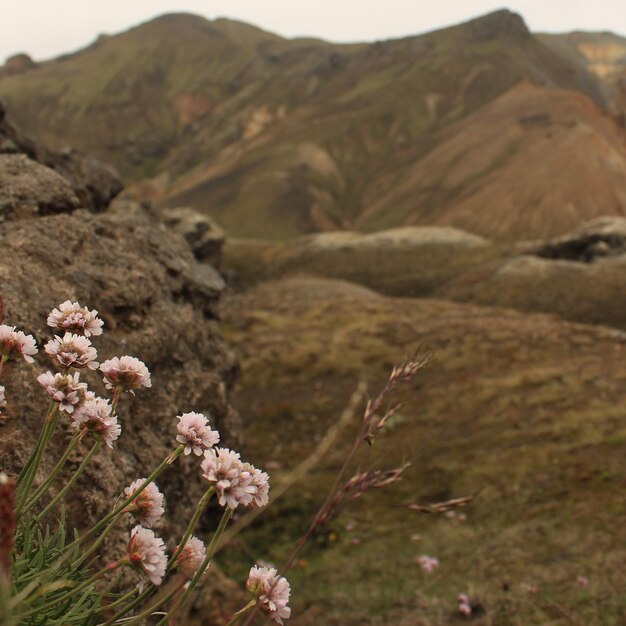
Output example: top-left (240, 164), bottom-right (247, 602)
top-left (577, 576), bottom-right (589, 588)
top-left (246, 566), bottom-right (291, 624)
top-left (123, 479), bottom-right (165, 527)
top-left (47, 301), bottom-right (103, 337)
top-left (127, 525), bottom-right (167, 586)
top-left (72, 393), bottom-right (120, 448)
top-left (0, 325), bottom-right (37, 364)
top-left (242, 462), bottom-right (270, 508)
top-left (100, 356), bottom-right (151, 393)
top-left (45, 332), bottom-right (98, 370)
top-left (415, 555), bottom-right (439, 573)
top-left (457, 594), bottom-right (470, 605)
top-left (176, 412), bottom-right (219, 456)
top-left (37, 371), bottom-right (87, 414)
top-left (175, 536), bottom-right (206, 579)
top-left (201, 447), bottom-right (256, 509)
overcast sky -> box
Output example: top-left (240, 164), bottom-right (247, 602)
top-left (3, 1), bottom-right (626, 62)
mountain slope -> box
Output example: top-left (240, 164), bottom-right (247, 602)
top-left (1, 10), bottom-right (622, 239)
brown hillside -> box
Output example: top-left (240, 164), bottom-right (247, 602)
top-left (0, 10), bottom-right (620, 240)
top-left (359, 82), bottom-right (626, 239)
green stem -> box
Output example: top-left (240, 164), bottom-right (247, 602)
top-left (34, 441), bottom-right (100, 521)
top-left (225, 600), bottom-right (256, 626)
top-left (99, 585), bottom-right (156, 626)
top-left (118, 580), bottom-right (186, 626)
top-left (156, 508), bottom-right (233, 626)
top-left (22, 430), bottom-right (82, 514)
top-left (89, 445), bottom-right (185, 538)
top-left (15, 404), bottom-right (60, 516)
top-left (102, 585), bottom-right (140, 612)
top-left (167, 486), bottom-right (215, 570)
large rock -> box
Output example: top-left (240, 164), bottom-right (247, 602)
top-left (0, 154), bottom-right (80, 220)
top-left (0, 210), bottom-right (239, 565)
top-left (0, 100), bottom-right (123, 212)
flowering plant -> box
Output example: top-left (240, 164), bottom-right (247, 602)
top-left (0, 301), bottom-right (281, 626)
top-left (0, 300), bottom-right (428, 626)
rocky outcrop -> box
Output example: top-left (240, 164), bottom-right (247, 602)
top-left (0, 53), bottom-right (37, 77)
top-left (526, 216), bottom-right (626, 262)
top-left (0, 100), bottom-right (123, 212)
top-left (162, 206), bottom-right (225, 268)
top-left (0, 154), bottom-right (80, 220)
top-left (0, 209), bottom-right (238, 522)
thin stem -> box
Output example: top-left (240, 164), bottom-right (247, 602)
top-left (225, 600), bottom-right (256, 626)
top-left (117, 580), bottom-right (185, 626)
top-left (102, 585), bottom-right (140, 612)
top-left (156, 508), bottom-right (233, 626)
top-left (99, 585), bottom-right (155, 626)
top-left (21, 430), bottom-right (82, 514)
top-left (15, 404), bottom-right (60, 516)
top-left (89, 445), bottom-right (185, 537)
top-left (167, 486), bottom-right (215, 570)
top-left (35, 441), bottom-right (100, 521)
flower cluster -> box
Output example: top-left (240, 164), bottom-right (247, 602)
top-left (201, 447), bottom-right (270, 510)
top-left (71, 393), bottom-right (120, 448)
top-left (47, 301), bottom-right (104, 337)
top-left (37, 371), bottom-right (87, 414)
top-left (100, 356), bottom-right (151, 393)
top-left (127, 525), bottom-right (167, 586)
top-left (247, 565), bottom-right (292, 625)
top-left (457, 593), bottom-right (472, 616)
top-left (176, 412), bottom-right (219, 456)
top-left (175, 536), bottom-right (206, 579)
top-left (415, 555), bottom-right (439, 573)
top-left (45, 333), bottom-right (99, 370)
top-left (0, 324), bottom-right (37, 364)
top-left (124, 479), bottom-right (165, 527)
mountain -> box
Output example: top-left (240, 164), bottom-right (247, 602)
top-left (1, 10), bottom-right (625, 239)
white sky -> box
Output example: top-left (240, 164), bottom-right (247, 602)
top-left (2, 1), bottom-right (626, 62)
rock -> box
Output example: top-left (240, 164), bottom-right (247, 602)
top-left (162, 206), bottom-right (225, 268)
top-left (0, 210), bottom-right (240, 584)
top-left (525, 216), bottom-right (626, 262)
top-left (0, 100), bottom-right (123, 212)
top-left (0, 154), bottom-right (80, 220)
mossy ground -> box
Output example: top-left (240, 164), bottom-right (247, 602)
top-left (218, 276), bottom-right (626, 625)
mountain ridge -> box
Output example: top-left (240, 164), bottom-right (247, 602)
top-left (1, 9), bottom-right (624, 240)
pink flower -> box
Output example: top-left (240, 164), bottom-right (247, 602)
top-left (176, 536), bottom-right (206, 579)
top-left (37, 371), bottom-right (87, 414)
top-left (246, 566), bottom-right (291, 624)
top-left (45, 333), bottom-right (98, 370)
top-left (458, 602), bottom-right (472, 616)
top-left (241, 462), bottom-right (270, 508)
top-left (201, 447), bottom-right (256, 509)
top-left (176, 412), bottom-right (219, 456)
top-left (127, 525), bottom-right (167, 586)
top-left (0, 325), bottom-right (37, 364)
top-left (47, 301), bottom-right (103, 337)
top-left (100, 356), bottom-right (151, 393)
top-left (72, 393), bottom-right (120, 448)
top-left (415, 555), bottom-right (439, 573)
top-left (124, 479), bottom-right (165, 527)
top-left (457, 594), bottom-right (470, 605)
top-left (576, 576), bottom-right (589, 588)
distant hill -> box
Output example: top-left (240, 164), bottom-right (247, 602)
top-left (1, 10), bottom-right (625, 239)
